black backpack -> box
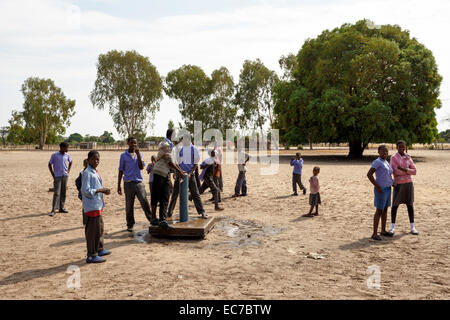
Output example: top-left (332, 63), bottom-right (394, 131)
top-left (75, 172), bottom-right (83, 200)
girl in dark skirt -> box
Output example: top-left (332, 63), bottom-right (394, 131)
top-left (389, 140), bottom-right (418, 235)
top-left (303, 167), bottom-right (321, 217)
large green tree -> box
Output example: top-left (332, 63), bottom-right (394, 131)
top-left (16, 77), bottom-right (76, 149)
top-left (164, 65), bottom-right (211, 132)
top-left (0, 127), bottom-right (9, 147)
top-left (90, 50), bottom-right (163, 138)
top-left (207, 67), bottom-right (237, 136)
top-left (235, 59), bottom-right (279, 134)
top-left (274, 20), bottom-right (442, 157)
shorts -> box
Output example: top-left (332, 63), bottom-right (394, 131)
top-left (374, 186), bottom-right (391, 210)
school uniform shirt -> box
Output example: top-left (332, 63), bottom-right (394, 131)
top-left (371, 157), bottom-right (394, 188)
top-left (290, 158), bottom-right (304, 175)
top-left (309, 176), bottom-right (320, 194)
top-left (119, 150), bottom-right (145, 182)
top-left (146, 163), bottom-right (154, 183)
top-left (49, 152), bottom-right (72, 177)
top-left (390, 153), bottom-right (416, 185)
top-left (153, 138), bottom-right (175, 177)
top-left (238, 153), bottom-right (249, 172)
top-left (199, 157), bottom-right (216, 180)
top-left (177, 143), bottom-right (200, 173)
top-left (81, 165), bottom-right (105, 217)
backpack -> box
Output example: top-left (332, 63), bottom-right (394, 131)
top-left (75, 172), bottom-right (83, 200)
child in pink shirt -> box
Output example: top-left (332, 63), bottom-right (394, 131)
top-left (388, 140), bottom-right (418, 235)
top-left (303, 167), bottom-right (321, 217)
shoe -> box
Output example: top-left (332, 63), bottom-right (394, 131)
top-left (292, 193), bottom-right (298, 196)
top-left (188, 195), bottom-right (193, 202)
top-left (215, 206), bottom-right (224, 211)
top-left (159, 220), bottom-right (174, 230)
top-left (241, 194), bottom-right (247, 197)
top-left (388, 228), bottom-right (395, 236)
top-left (150, 218), bottom-right (160, 226)
top-left (371, 235), bottom-right (382, 241)
top-left (380, 231), bottom-right (393, 237)
top-left (48, 211), bottom-right (55, 217)
top-left (303, 189), bottom-right (307, 195)
top-left (126, 227), bottom-right (133, 232)
top-left (411, 228), bottom-right (419, 235)
top-left (59, 209), bottom-right (69, 213)
top-left (200, 212), bottom-right (208, 219)
top-left (232, 194), bottom-right (239, 198)
top-left (98, 249), bottom-right (111, 256)
top-left (86, 256), bottom-right (106, 263)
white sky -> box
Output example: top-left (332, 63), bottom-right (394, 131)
top-left (1, 0), bottom-right (449, 139)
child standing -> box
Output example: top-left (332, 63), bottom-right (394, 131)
top-left (367, 145), bottom-right (393, 241)
top-left (48, 142), bottom-right (72, 216)
top-left (81, 151), bottom-right (111, 263)
top-left (146, 155), bottom-right (156, 196)
top-left (304, 167), bottom-right (321, 217)
top-left (290, 152), bottom-right (307, 196)
top-left (389, 140), bottom-right (418, 235)
top-left (232, 150), bottom-right (250, 198)
top-left (199, 150), bottom-right (224, 211)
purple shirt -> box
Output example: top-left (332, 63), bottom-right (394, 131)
top-left (49, 152), bottom-right (72, 177)
top-left (119, 150), bottom-right (145, 182)
top-left (290, 158), bottom-right (303, 175)
top-left (371, 157), bottom-right (394, 188)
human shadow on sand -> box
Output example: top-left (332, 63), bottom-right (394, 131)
top-left (28, 226), bottom-right (83, 238)
top-left (0, 212), bottom-right (49, 222)
top-left (0, 240), bottom-right (136, 286)
top-left (271, 154), bottom-right (426, 165)
top-left (338, 233), bottom-right (409, 251)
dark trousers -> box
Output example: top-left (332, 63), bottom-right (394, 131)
top-left (85, 215), bottom-right (104, 257)
top-left (234, 171), bottom-right (247, 196)
top-left (292, 173), bottom-right (305, 193)
top-left (168, 175), bottom-right (205, 215)
top-left (151, 174), bottom-right (171, 222)
top-left (52, 176), bottom-right (68, 211)
top-left (82, 209), bottom-right (88, 226)
top-left (124, 181), bottom-right (152, 228)
top-left (200, 175), bottom-right (221, 208)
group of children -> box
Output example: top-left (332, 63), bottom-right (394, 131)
top-left (48, 135), bottom-right (418, 263)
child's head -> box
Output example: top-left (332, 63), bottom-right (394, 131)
top-left (296, 152), bottom-right (301, 159)
top-left (210, 149), bottom-right (216, 158)
top-left (313, 166), bottom-right (320, 175)
top-left (151, 155), bottom-right (156, 163)
top-left (127, 136), bottom-right (137, 150)
top-left (378, 145), bottom-right (389, 160)
top-left (83, 159), bottom-right (88, 169)
top-left (87, 150), bottom-right (100, 169)
top-left (59, 142), bottom-right (69, 153)
top-left (396, 140), bottom-right (406, 155)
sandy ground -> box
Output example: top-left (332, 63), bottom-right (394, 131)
top-left (0, 148), bottom-right (449, 300)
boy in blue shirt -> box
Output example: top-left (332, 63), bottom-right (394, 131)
top-left (82, 150), bottom-right (111, 263)
top-left (290, 152), bottom-right (306, 196)
top-left (48, 142), bottom-right (72, 216)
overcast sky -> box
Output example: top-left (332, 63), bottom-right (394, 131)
top-left (1, 0), bottom-right (449, 139)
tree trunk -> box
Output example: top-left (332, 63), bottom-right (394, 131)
top-left (348, 140), bottom-right (367, 158)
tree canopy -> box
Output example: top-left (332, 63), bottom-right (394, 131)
top-left (8, 78), bottom-right (76, 149)
top-left (90, 50), bottom-right (163, 138)
top-left (274, 20), bottom-right (442, 157)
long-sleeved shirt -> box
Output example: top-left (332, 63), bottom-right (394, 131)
top-left (153, 138), bottom-right (175, 177)
top-left (290, 158), bottom-right (303, 175)
top-left (81, 165), bottom-right (105, 216)
top-left (389, 152), bottom-right (416, 185)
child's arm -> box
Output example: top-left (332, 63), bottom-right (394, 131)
top-left (48, 163), bottom-right (54, 178)
top-left (367, 167), bottom-right (382, 193)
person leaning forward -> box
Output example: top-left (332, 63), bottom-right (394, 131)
top-left (151, 128), bottom-right (186, 230)
top-left (118, 137), bottom-right (153, 232)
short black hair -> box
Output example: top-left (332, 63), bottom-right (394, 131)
top-left (378, 145), bottom-right (388, 152)
top-left (396, 140), bottom-right (406, 146)
top-left (127, 136), bottom-right (137, 143)
top-left (166, 128), bottom-right (174, 140)
top-left (87, 150), bottom-right (100, 159)
top-left (60, 142), bottom-right (69, 148)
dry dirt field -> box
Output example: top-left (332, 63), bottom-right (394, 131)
top-left (0, 148), bottom-right (449, 300)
